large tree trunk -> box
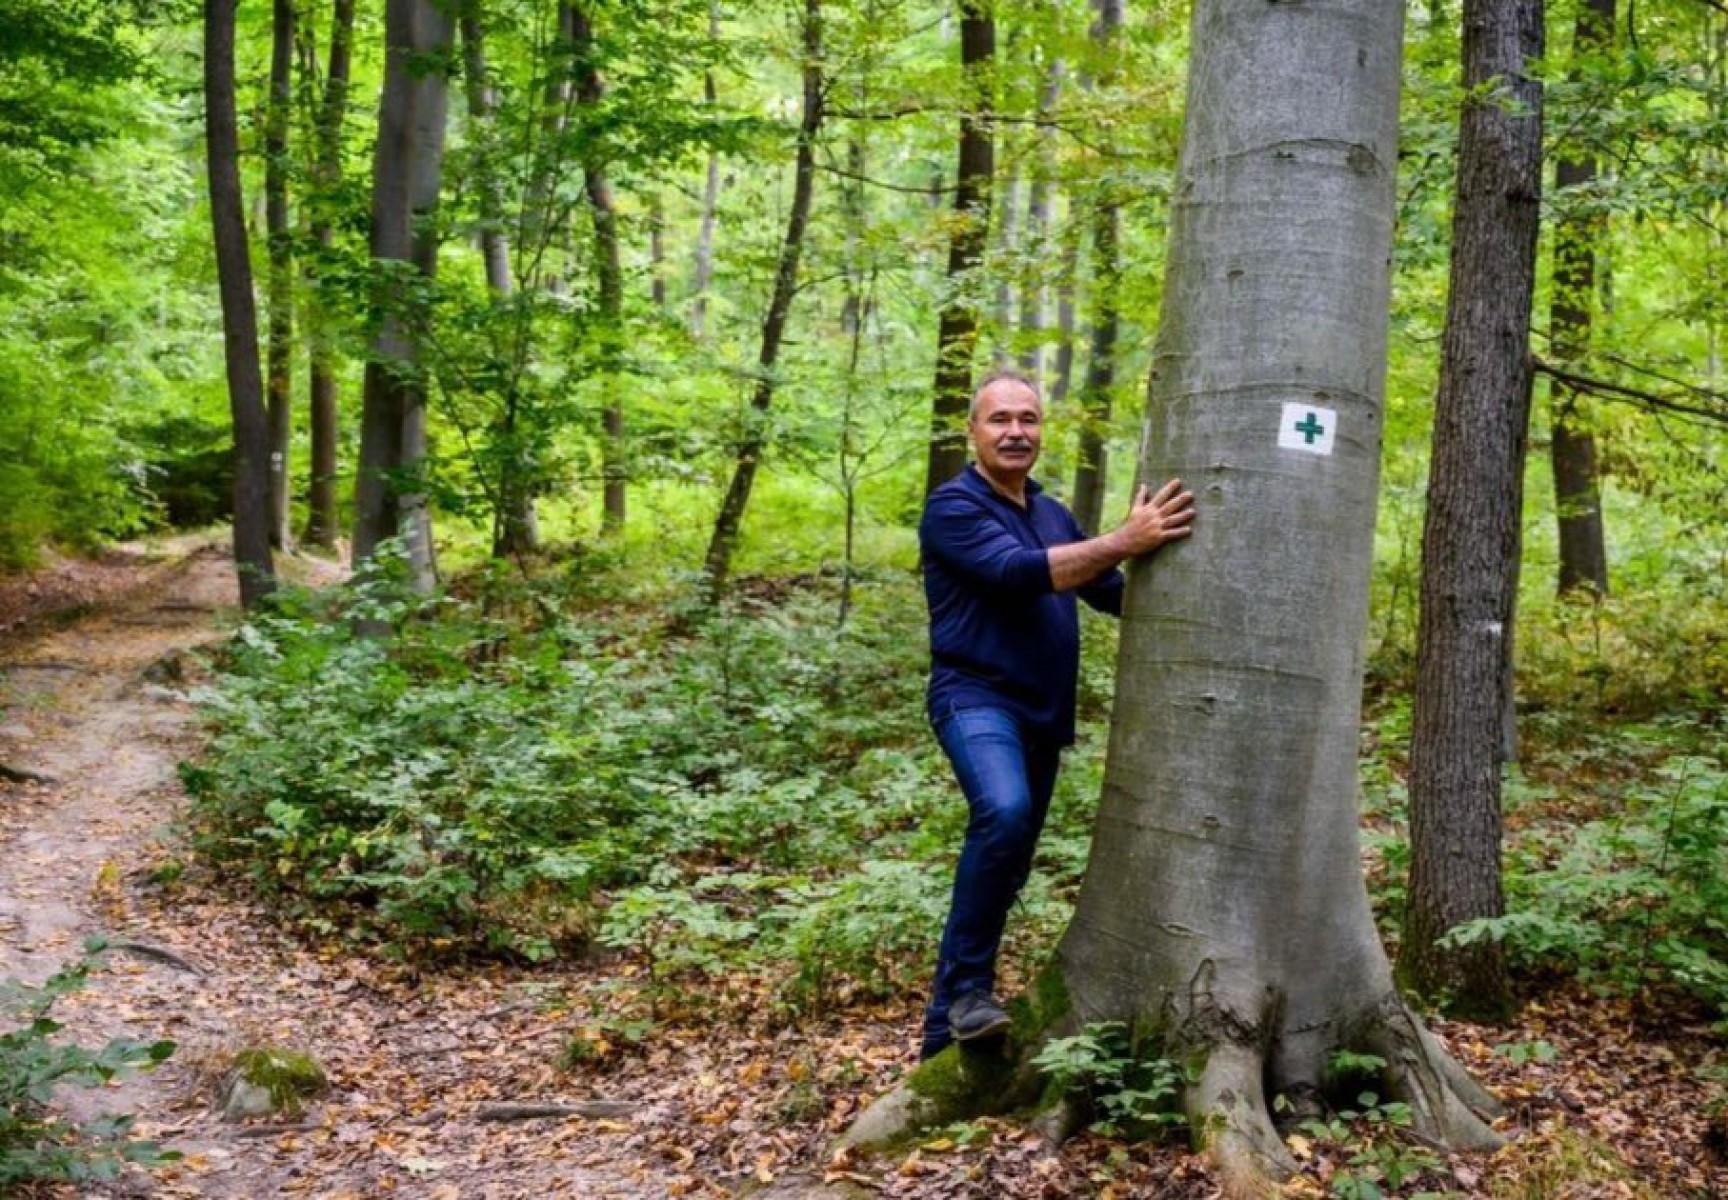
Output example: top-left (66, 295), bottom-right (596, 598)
top-left (700, 0), bottom-right (823, 600)
top-left (265, 0), bottom-right (296, 551)
top-left (1549, 0), bottom-right (1613, 598)
top-left (845, 4), bottom-right (1502, 1190)
top-left (205, 0), bottom-right (277, 609)
top-left (460, 3), bottom-right (540, 560)
top-left (302, 0), bottom-right (354, 551)
top-left (1399, 0), bottom-right (1545, 1019)
top-left (1068, 0), bottom-right (1123, 534)
top-left (690, 0), bottom-right (721, 339)
top-left (922, 0), bottom-right (994, 497)
top-left (351, 0), bottom-right (454, 589)
top-left (569, 1), bottom-right (627, 536)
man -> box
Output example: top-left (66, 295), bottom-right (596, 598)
top-left (918, 370), bottom-right (1194, 1059)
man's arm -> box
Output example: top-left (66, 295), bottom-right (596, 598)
top-left (1048, 478), bottom-right (1194, 593)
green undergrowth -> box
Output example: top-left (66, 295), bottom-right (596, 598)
top-left (183, 551), bottom-right (1109, 1020)
top-left (0, 940), bottom-right (177, 1187)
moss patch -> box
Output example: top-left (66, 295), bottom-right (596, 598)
top-left (231, 1046), bottom-right (328, 1116)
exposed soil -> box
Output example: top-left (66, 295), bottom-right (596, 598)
top-left (1, 544), bottom-right (1724, 1199)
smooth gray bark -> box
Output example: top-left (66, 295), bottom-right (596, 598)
top-left (204, 0), bottom-right (277, 608)
top-left (351, 0), bottom-right (454, 588)
top-left (1401, 0), bottom-right (1545, 1019)
top-left (1061, 0), bottom-right (1500, 1185)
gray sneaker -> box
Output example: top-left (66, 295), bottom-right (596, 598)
top-left (949, 990), bottom-right (1011, 1042)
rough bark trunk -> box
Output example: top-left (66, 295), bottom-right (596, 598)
top-left (205, 0), bottom-right (278, 608)
top-left (1400, 0), bottom-right (1545, 1020)
top-left (265, 0), bottom-right (296, 551)
top-left (923, 0), bottom-right (994, 497)
top-left (690, 0), bottom-right (721, 339)
top-left (351, 0), bottom-right (454, 589)
top-left (1549, 0), bottom-right (1613, 598)
top-left (569, 1), bottom-right (627, 536)
top-left (1017, 58), bottom-right (1063, 383)
top-left (460, 4), bottom-right (540, 559)
top-left (845, 5), bottom-right (1502, 1189)
top-left (700, 0), bottom-right (823, 601)
top-left (302, 0), bottom-right (354, 551)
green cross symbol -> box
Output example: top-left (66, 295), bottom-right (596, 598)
top-left (1293, 411), bottom-right (1326, 444)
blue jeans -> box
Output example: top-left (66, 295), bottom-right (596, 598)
top-left (921, 706), bottom-right (1061, 1059)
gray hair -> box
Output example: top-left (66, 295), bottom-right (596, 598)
top-left (968, 369), bottom-right (1043, 421)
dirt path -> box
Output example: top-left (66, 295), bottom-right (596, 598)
top-left (0, 546), bottom-right (685, 1199)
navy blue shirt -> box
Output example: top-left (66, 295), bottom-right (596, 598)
top-left (921, 465), bottom-right (1124, 746)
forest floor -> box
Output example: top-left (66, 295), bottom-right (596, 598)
top-left (0, 542), bottom-right (1724, 1199)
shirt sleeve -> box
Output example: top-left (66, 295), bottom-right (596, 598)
top-left (920, 493), bottom-right (1053, 596)
top-left (1056, 503), bottom-right (1124, 616)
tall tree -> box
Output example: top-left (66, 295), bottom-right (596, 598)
top-left (923, 0), bottom-right (994, 496)
top-left (569, 1), bottom-right (627, 536)
top-left (690, 0), bottom-right (722, 339)
top-left (459, 1), bottom-right (540, 558)
top-left (1069, 0), bottom-right (1123, 534)
top-left (1016, 56), bottom-right (1063, 383)
top-left (205, 0), bottom-right (277, 608)
top-left (701, 0), bottom-right (823, 599)
top-left (351, 0), bottom-right (455, 587)
top-left (1400, 0), bottom-right (1545, 1018)
top-left (1548, 0), bottom-right (1614, 597)
top-left (265, 0), bottom-right (296, 551)
top-left (302, 0), bottom-right (355, 550)
top-left (846, 3), bottom-right (1502, 1190)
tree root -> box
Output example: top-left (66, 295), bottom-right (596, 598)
top-left (107, 938), bottom-right (206, 976)
top-left (1365, 1003), bottom-right (1505, 1148)
top-left (473, 1100), bottom-right (637, 1122)
top-left (1187, 1042), bottom-right (1297, 1199)
top-left (0, 761), bottom-right (55, 786)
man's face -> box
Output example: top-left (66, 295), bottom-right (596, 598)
top-left (969, 380), bottom-right (1043, 479)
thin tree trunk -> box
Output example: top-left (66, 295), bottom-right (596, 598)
top-left (690, 0), bottom-right (721, 339)
top-left (701, 0), bottom-right (823, 600)
top-left (1017, 58), bottom-right (1063, 383)
top-left (923, 0), bottom-right (994, 497)
top-left (649, 192), bottom-right (667, 308)
top-left (461, 3), bottom-right (540, 559)
top-left (1049, 208), bottom-right (1079, 406)
top-left (1068, 0), bottom-right (1124, 532)
top-left (302, 0), bottom-right (354, 551)
top-left (265, 0), bottom-right (296, 551)
top-left (991, 167), bottom-right (1020, 366)
top-left (352, 0), bottom-right (454, 589)
top-left (846, 8), bottom-right (1501, 1187)
top-left (569, 1), bottom-right (626, 535)
top-left (1400, 0), bottom-right (1545, 1020)
top-left (205, 0), bottom-right (277, 608)
top-left (1550, 0), bottom-right (1613, 597)
top-left (1069, 196), bottom-right (1118, 532)
top-left (840, 132), bottom-right (865, 336)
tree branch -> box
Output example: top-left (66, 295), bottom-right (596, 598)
top-left (1535, 357), bottom-right (1728, 427)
